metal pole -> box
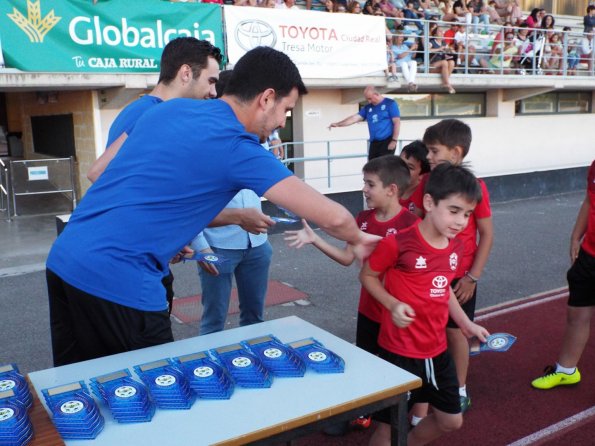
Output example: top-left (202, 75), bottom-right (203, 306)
top-left (9, 160), bottom-right (17, 217)
top-left (69, 156), bottom-right (77, 210)
top-left (326, 141), bottom-right (331, 189)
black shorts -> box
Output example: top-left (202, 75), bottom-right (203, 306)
top-left (567, 248), bottom-right (595, 307)
top-left (47, 269), bottom-right (173, 367)
top-left (356, 312), bottom-right (381, 356)
top-left (447, 277), bottom-right (477, 328)
top-left (162, 269), bottom-right (175, 315)
top-left (373, 349), bottom-right (460, 423)
top-left (368, 137), bottom-right (394, 160)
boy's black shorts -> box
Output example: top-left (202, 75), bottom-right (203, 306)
top-left (447, 277), bottom-right (477, 328)
top-left (356, 312), bottom-right (381, 356)
top-left (373, 348), bottom-right (460, 424)
top-left (567, 248), bottom-right (595, 307)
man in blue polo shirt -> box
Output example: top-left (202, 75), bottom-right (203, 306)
top-left (328, 86), bottom-right (401, 160)
top-left (46, 47), bottom-right (380, 367)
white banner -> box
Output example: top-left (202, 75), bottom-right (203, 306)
top-left (224, 6), bottom-right (387, 78)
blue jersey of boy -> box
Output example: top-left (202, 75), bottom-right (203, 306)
top-left (358, 97), bottom-right (400, 142)
top-left (105, 95), bottom-right (163, 147)
top-left (47, 98), bottom-right (291, 312)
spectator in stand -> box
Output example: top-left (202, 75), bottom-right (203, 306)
top-left (323, 0), bottom-right (337, 12)
top-left (443, 20), bottom-right (460, 48)
top-left (486, 1), bottom-right (502, 25)
top-left (420, 0), bottom-right (442, 20)
top-left (525, 8), bottom-right (544, 30)
top-left (453, 0), bottom-right (472, 24)
top-left (505, 0), bottom-right (522, 24)
top-left (363, 0), bottom-right (381, 14)
top-left (579, 30), bottom-right (594, 72)
top-left (468, 0), bottom-right (490, 34)
top-left (392, 33), bottom-right (419, 91)
top-left (347, 0), bottom-right (363, 13)
top-left (487, 29), bottom-right (518, 73)
top-left (379, 0), bottom-right (404, 18)
top-left (276, 0), bottom-right (300, 9)
top-left (403, 1), bottom-right (424, 30)
top-left (440, 0), bottom-right (458, 21)
top-left (261, 0), bottom-right (277, 7)
top-left (429, 26), bottom-right (457, 93)
top-left (563, 26), bottom-right (580, 75)
top-left (584, 5), bottom-right (595, 33)
top-left (386, 37), bottom-right (399, 82)
top-left (307, 0), bottom-right (328, 11)
top-left (454, 23), bottom-right (478, 69)
top-left (542, 32), bottom-right (563, 74)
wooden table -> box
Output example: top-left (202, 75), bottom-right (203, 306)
top-left (28, 316), bottom-right (421, 445)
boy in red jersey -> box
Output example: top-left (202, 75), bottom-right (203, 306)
top-left (361, 163), bottom-right (489, 446)
top-left (399, 140), bottom-right (430, 213)
top-left (411, 119), bottom-right (494, 414)
top-left (285, 155), bottom-right (419, 358)
top-left (531, 160), bottom-right (595, 390)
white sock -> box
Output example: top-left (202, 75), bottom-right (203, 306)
top-left (555, 363), bottom-right (576, 374)
top-left (410, 415), bottom-right (423, 426)
top-left (459, 385), bottom-right (467, 398)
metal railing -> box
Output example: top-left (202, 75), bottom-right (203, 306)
top-left (384, 17), bottom-right (595, 78)
top-left (0, 158), bottom-right (10, 220)
top-left (8, 157), bottom-right (77, 217)
top-left (276, 139), bottom-right (413, 189)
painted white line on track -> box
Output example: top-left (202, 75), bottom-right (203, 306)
top-left (0, 262), bottom-right (45, 277)
top-left (507, 406), bottom-right (595, 446)
top-left (476, 291), bottom-right (567, 322)
top-left (476, 287), bottom-right (568, 316)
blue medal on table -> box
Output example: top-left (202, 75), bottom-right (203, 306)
top-left (211, 344), bottom-right (273, 388)
top-left (173, 352), bottom-right (234, 400)
top-left (41, 381), bottom-right (104, 440)
top-left (470, 333), bottom-right (517, 356)
top-left (241, 335), bottom-right (306, 378)
top-left (0, 364), bottom-right (33, 410)
top-left (133, 359), bottom-right (196, 410)
top-left (287, 338), bottom-right (345, 374)
top-left (90, 369), bottom-right (155, 423)
top-left (0, 389), bottom-right (33, 446)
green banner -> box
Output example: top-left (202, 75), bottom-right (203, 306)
top-left (0, 0), bottom-right (223, 72)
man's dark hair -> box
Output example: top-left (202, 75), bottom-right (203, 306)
top-left (215, 69), bottom-right (233, 99)
top-left (224, 46), bottom-right (307, 102)
top-left (158, 37), bottom-right (222, 84)
top-left (362, 155), bottom-right (411, 194)
top-left (423, 119), bottom-right (472, 157)
top-left (424, 162), bottom-right (482, 204)
top-left (401, 140), bottom-right (430, 174)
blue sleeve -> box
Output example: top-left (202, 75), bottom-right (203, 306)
top-left (228, 138), bottom-right (293, 197)
top-left (358, 107), bottom-right (367, 120)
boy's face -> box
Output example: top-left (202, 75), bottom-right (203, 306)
top-left (400, 153), bottom-right (422, 186)
top-left (424, 193), bottom-right (476, 239)
top-left (425, 142), bottom-right (463, 169)
top-left (362, 172), bottom-right (395, 209)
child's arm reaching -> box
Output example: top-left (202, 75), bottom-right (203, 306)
top-left (448, 288), bottom-right (489, 342)
top-left (284, 219), bottom-right (357, 266)
top-left (360, 261), bottom-right (415, 328)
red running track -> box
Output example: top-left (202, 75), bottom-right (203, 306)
top-left (296, 288), bottom-right (595, 446)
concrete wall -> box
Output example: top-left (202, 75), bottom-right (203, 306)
top-left (294, 88), bottom-right (594, 194)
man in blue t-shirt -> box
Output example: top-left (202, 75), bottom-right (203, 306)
top-left (46, 47), bottom-right (381, 367)
top-left (329, 86), bottom-right (401, 161)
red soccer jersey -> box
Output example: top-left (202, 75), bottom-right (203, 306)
top-left (583, 160), bottom-right (595, 256)
top-left (368, 223), bottom-right (463, 359)
top-left (411, 174), bottom-right (492, 277)
top-left (399, 196), bottom-right (417, 213)
top-left (356, 208), bottom-right (419, 322)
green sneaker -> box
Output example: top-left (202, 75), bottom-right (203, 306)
top-left (460, 395), bottom-right (471, 413)
top-left (531, 365), bottom-right (581, 389)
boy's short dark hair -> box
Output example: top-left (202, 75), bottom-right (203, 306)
top-left (225, 47), bottom-right (308, 102)
top-left (362, 155), bottom-right (411, 195)
top-left (215, 69), bottom-right (233, 99)
top-left (401, 140), bottom-right (430, 174)
top-left (158, 37), bottom-right (222, 84)
top-left (425, 162), bottom-right (482, 204)
top-left (423, 119), bottom-right (472, 157)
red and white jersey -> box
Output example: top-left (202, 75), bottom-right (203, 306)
top-left (357, 208), bottom-right (419, 322)
top-left (411, 174), bottom-right (492, 277)
top-left (368, 223), bottom-right (463, 359)
top-left (583, 160), bottom-right (595, 256)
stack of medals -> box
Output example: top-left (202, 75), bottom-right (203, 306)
top-left (90, 369), bottom-right (155, 423)
top-left (287, 338), bottom-right (345, 374)
top-left (0, 365), bottom-right (32, 411)
top-left (133, 359), bottom-right (195, 410)
top-left (172, 352), bottom-right (234, 400)
top-left (0, 390), bottom-right (33, 446)
top-left (212, 344), bottom-right (273, 388)
top-left (41, 381), bottom-right (104, 440)
top-left (241, 335), bottom-right (306, 378)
